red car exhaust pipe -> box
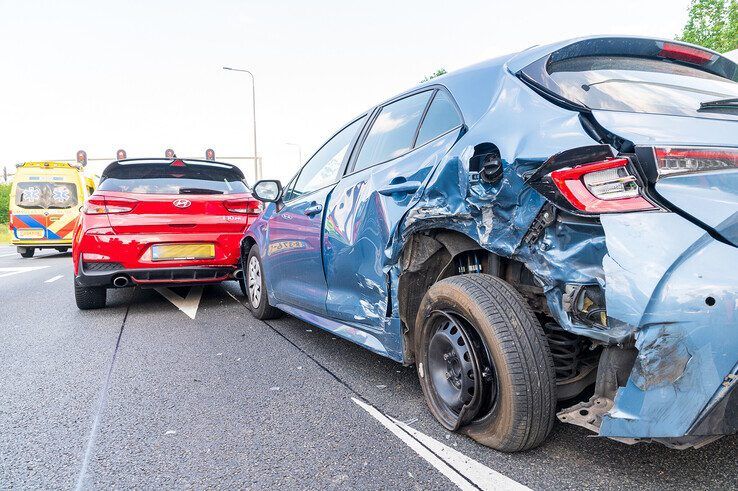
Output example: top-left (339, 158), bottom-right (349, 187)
top-left (112, 275), bottom-right (130, 288)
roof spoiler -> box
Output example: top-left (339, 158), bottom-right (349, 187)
top-left (102, 158), bottom-right (246, 179)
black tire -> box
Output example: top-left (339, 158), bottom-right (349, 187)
top-left (238, 276), bottom-right (248, 297)
top-left (75, 284), bottom-right (107, 310)
top-left (244, 245), bottom-right (281, 320)
top-left (414, 274), bottom-right (557, 452)
top-left (56, 247), bottom-right (69, 253)
top-left (19, 247), bottom-right (35, 258)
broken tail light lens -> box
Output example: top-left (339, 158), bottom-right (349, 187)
top-left (223, 198), bottom-right (262, 214)
top-left (84, 196), bottom-right (138, 214)
top-left (654, 147), bottom-right (738, 178)
top-left (550, 158), bottom-right (656, 213)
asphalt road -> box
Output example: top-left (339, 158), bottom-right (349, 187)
top-left (0, 245), bottom-right (736, 490)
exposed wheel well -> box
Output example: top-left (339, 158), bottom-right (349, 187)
top-left (397, 229), bottom-right (546, 363)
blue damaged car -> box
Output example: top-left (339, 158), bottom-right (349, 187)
top-left (243, 36), bottom-right (738, 452)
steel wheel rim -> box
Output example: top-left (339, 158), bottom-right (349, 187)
top-left (425, 310), bottom-right (499, 429)
top-left (428, 320), bottom-right (475, 412)
top-left (248, 255), bottom-right (262, 309)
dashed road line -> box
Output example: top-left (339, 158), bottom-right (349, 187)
top-left (45, 275), bottom-right (64, 283)
top-left (0, 266), bottom-right (49, 279)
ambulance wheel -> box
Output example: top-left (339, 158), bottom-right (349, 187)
top-left (18, 247), bottom-right (35, 258)
top-left (75, 284), bottom-right (107, 310)
top-left (56, 247), bottom-right (69, 253)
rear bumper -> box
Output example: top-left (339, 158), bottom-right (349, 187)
top-left (75, 262), bottom-right (238, 288)
top-left (597, 212), bottom-right (738, 444)
top-left (73, 231), bottom-right (245, 286)
top-left (11, 240), bottom-right (72, 248)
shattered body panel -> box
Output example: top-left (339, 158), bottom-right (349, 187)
top-left (245, 35), bottom-right (738, 447)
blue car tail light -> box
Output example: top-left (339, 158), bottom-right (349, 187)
top-left (550, 158), bottom-right (657, 213)
top-left (654, 147), bottom-right (738, 178)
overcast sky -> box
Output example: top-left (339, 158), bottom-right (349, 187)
top-left (0, 0), bottom-right (693, 182)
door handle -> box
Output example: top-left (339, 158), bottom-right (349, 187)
top-left (304, 204), bottom-right (323, 216)
top-left (378, 180), bottom-right (421, 196)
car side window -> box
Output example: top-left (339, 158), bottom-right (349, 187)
top-left (416, 91), bottom-right (462, 147)
top-left (353, 91), bottom-right (433, 172)
top-left (287, 116), bottom-right (367, 201)
top-left (281, 174), bottom-right (299, 202)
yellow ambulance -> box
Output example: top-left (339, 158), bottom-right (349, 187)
top-left (9, 161), bottom-right (95, 258)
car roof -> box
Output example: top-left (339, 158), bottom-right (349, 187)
top-left (383, 35), bottom-right (738, 126)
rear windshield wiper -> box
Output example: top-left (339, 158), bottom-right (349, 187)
top-left (178, 187), bottom-right (223, 195)
top-left (699, 97), bottom-right (738, 111)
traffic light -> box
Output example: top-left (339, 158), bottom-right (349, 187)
top-left (206, 148), bottom-right (215, 161)
top-left (76, 150), bottom-right (87, 167)
top-left (165, 148), bottom-right (175, 159)
top-left (117, 149), bottom-right (127, 160)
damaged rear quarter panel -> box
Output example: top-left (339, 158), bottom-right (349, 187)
top-left (398, 68), bottom-right (613, 340)
top-left (599, 213), bottom-right (738, 438)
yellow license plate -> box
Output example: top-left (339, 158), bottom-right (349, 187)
top-left (17, 229), bottom-right (45, 239)
top-left (152, 243), bottom-right (215, 261)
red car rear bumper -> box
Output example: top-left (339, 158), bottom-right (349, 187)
top-left (73, 231), bottom-right (244, 287)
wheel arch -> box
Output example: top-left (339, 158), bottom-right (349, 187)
top-left (397, 228), bottom-right (546, 363)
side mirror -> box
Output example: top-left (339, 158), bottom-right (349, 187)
top-left (252, 180), bottom-right (282, 203)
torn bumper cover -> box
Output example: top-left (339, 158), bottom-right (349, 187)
top-left (595, 212), bottom-right (738, 446)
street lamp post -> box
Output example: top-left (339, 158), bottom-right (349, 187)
top-left (222, 66), bottom-right (261, 180)
top-left (285, 142), bottom-right (302, 167)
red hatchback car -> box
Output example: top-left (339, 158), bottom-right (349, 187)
top-left (72, 158), bottom-right (261, 309)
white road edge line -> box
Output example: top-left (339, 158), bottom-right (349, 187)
top-left (352, 397), bottom-right (529, 491)
top-left (45, 274), bottom-right (64, 283)
top-left (391, 417), bottom-right (528, 491)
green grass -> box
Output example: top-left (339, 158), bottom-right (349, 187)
top-left (0, 183), bottom-right (9, 225)
top-left (0, 183), bottom-right (10, 244)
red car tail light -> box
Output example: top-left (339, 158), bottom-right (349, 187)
top-left (84, 196), bottom-right (138, 214)
top-left (654, 147), bottom-right (738, 178)
top-left (550, 158), bottom-right (657, 213)
top-left (223, 198), bottom-right (262, 214)
top-left (85, 227), bottom-right (116, 235)
top-left (82, 252), bottom-right (111, 261)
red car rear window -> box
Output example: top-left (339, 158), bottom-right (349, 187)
top-left (98, 163), bottom-right (249, 195)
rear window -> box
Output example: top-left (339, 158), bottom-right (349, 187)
top-left (547, 56), bottom-right (738, 120)
top-left (15, 182), bottom-right (78, 209)
top-left (98, 163), bottom-right (249, 195)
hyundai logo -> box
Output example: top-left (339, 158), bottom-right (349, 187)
top-left (172, 198), bottom-right (191, 209)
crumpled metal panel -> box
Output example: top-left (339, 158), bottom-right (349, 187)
top-left (392, 71), bottom-right (610, 340)
top-left (599, 213), bottom-right (738, 437)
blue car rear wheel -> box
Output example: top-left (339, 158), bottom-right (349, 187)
top-left (415, 274), bottom-right (557, 452)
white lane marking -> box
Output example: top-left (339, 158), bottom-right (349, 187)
top-left (154, 286), bottom-right (203, 319)
top-left (45, 274), bottom-right (64, 283)
top-left (352, 397), bottom-right (529, 491)
top-left (0, 266), bottom-right (49, 279)
top-left (391, 417), bottom-right (528, 491)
